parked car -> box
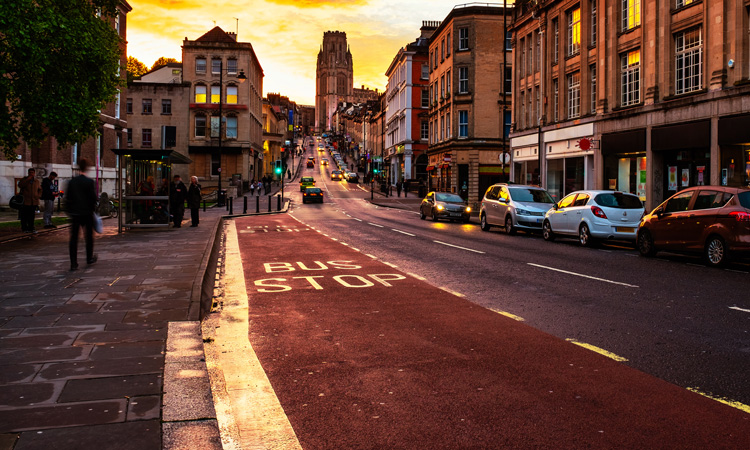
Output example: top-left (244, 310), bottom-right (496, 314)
top-left (420, 191), bottom-right (472, 223)
top-left (299, 177), bottom-right (315, 191)
top-left (542, 190), bottom-right (645, 246)
top-left (636, 186), bottom-right (750, 266)
top-left (480, 183), bottom-right (555, 234)
top-left (302, 187), bottom-right (324, 204)
top-left (345, 172), bottom-right (359, 183)
top-left (331, 170), bottom-right (344, 181)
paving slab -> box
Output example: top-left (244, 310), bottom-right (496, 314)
top-left (13, 420), bottom-right (161, 450)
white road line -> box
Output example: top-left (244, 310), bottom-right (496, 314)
top-left (391, 229), bottom-right (416, 237)
top-left (354, 218), bottom-right (363, 222)
top-left (433, 240), bottom-right (485, 254)
top-left (527, 263), bottom-right (639, 288)
top-left (366, 254), bottom-right (378, 259)
top-left (729, 306), bottom-right (750, 314)
top-left (368, 223), bottom-right (384, 228)
top-left (382, 262), bottom-right (399, 268)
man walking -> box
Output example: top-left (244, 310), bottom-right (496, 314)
top-left (66, 159), bottom-right (98, 271)
top-left (169, 174), bottom-right (187, 228)
top-left (41, 171), bottom-right (58, 228)
top-left (188, 176), bottom-right (202, 227)
top-left (18, 168), bottom-right (41, 233)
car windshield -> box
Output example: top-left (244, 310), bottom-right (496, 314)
top-left (435, 193), bottom-right (464, 203)
top-left (508, 188), bottom-right (554, 203)
top-left (594, 193), bottom-right (643, 209)
top-left (738, 192), bottom-right (750, 209)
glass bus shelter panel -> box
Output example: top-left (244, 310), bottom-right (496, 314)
top-left (121, 155), bottom-right (171, 229)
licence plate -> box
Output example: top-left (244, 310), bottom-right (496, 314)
top-left (450, 213), bottom-right (462, 217)
top-left (615, 227), bottom-right (635, 233)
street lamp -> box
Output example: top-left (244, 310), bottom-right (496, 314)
top-left (216, 61), bottom-right (247, 206)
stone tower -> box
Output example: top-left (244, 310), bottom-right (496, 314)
top-left (315, 31), bottom-right (353, 132)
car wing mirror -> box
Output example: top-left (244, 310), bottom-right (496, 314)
top-left (552, 202), bottom-right (559, 210)
top-left (654, 206), bottom-right (664, 217)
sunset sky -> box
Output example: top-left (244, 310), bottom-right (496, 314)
top-left (126, 0), bottom-right (499, 106)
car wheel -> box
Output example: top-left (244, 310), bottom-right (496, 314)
top-left (480, 214), bottom-right (491, 231)
top-left (705, 235), bottom-right (728, 267)
top-left (432, 209), bottom-right (439, 222)
top-left (420, 209), bottom-right (426, 220)
top-left (579, 223), bottom-right (595, 247)
top-left (637, 229), bottom-right (656, 257)
top-left (505, 215), bottom-right (516, 235)
top-left (542, 220), bottom-right (555, 241)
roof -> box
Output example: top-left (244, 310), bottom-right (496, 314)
top-left (195, 26), bottom-right (237, 44)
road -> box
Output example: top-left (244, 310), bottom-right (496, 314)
top-left (286, 143), bottom-right (750, 408)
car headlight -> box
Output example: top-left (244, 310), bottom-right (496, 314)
top-left (465, 206), bottom-right (472, 213)
top-left (516, 208), bottom-right (531, 216)
top-left (436, 204), bottom-right (444, 211)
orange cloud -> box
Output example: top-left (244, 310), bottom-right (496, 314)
top-left (265, 0), bottom-right (369, 7)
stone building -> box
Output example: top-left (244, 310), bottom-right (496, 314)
top-left (316, 31), bottom-right (353, 133)
top-left (511, 0), bottom-right (750, 209)
top-left (427, 4), bottom-right (514, 204)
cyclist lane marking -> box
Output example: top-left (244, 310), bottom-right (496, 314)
top-left (231, 214), bottom-right (750, 449)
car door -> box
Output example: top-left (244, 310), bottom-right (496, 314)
top-left (548, 193), bottom-right (578, 234)
top-left (423, 192), bottom-right (435, 217)
top-left (568, 192), bottom-right (591, 230)
top-left (650, 190), bottom-right (695, 250)
top-left (483, 186), bottom-right (501, 225)
top-left (681, 190), bottom-right (728, 251)
top-left (496, 187), bottom-right (511, 223)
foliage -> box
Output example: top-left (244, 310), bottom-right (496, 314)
top-left (150, 57), bottom-right (180, 71)
top-left (127, 56), bottom-right (148, 83)
top-left (0, 0), bottom-right (123, 160)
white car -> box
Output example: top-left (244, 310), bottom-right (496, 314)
top-left (542, 190), bottom-right (645, 246)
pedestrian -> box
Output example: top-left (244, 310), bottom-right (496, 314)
top-left (404, 179), bottom-right (409, 198)
top-left (188, 176), bottom-right (202, 227)
top-left (18, 168), bottom-right (42, 233)
top-left (169, 174), bottom-right (187, 228)
top-left (41, 171), bottom-right (58, 228)
top-left (66, 158), bottom-right (98, 270)
top-left (396, 180), bottom-right (402, 197)
top-left (249, 179), bottom-right (255, 196)
top-left (287, 168), bottom-right (292, 180)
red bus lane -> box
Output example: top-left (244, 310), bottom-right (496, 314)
top-left (235, 215), bottom-right (749, 449)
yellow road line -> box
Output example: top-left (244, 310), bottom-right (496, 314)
top-left (490, 309), bottom-right (525, 322)
top-left (687, 388), bottom-right (750, 414)
top-left (565, 338), bottom-right (629, 362)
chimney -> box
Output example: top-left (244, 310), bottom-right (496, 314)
top-left (227, 32), bottom-right (237, 41)
top-left (420, 20), bottom-right (440, 39)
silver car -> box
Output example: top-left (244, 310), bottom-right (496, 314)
top-left (480, 184), bottom-right (555, 234)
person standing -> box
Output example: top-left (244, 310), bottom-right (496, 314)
top-left (18, 168), bottom-right (42, 233)
top-left (188, 176), bottom-right (202, 227)
top-left (396, 180), bottom-right (403, 198)
top-left (66, 158), bottom-right (97, 270)
top-left (41, 171), bottom-right (58, 228)
top-left (169, 174), bottom-right (187, 228)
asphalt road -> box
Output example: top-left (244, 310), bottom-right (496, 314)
top-left (287, 147), bottom-right (750, 408)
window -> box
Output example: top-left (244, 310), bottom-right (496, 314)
top-left (72, 143), bottom-right (79, 164)
top-left (126, 98), bottom-right (133, 114)
top-left (663, 191), bottom-right (693, 213)
top-left (195, 85), bottom-right (206, 103)
top-left (458, 110), bottom-right (468, 137)
top-left (621, 0), bottom-right (641, 31)
top-left (520, 37), bottom-right (526, 78)
top-left (692, 191), bottom-right (730, 210)
top-left (227, 59), bottom-right (237, 75)
top-left (567, 72), bottom-right (581, 119)
top-left (115, 91), bottom-right (120, 119)
top-left (115, 13), bottom-right (120, 33)
top-left (421, 88), bottom-right (429, 108)
top-left (211, 85), bottom-right (221, 104)
top-left (676, 0), bottom-right (695, 7)
top-left (559, 193), bottom-right (577, 209)
top-left (421, 121), bottom-right (429, 140)
top-left (506, 30), bottom-right (512, 51)
top-left (196, 58), bottom-right (206, 74)
top-left (446, 69), bottom-right (451, 94)
top-left (520, 91), bottom-right (526, 129)
top-left (126, 129), bottom-right (132, 147)
top-left (440, 116), bottom-right (444, 141)
top-left (504, 110), bottom-right (511, 139)
top-left (568, 7), bottom-right (581, 56)
top-left (195, 115), bottom-right (206, 137)
top-left (421, 63), bottom-right (429, 79)
top-left (553, 19), bottom-right (559, 63)
top-left (675, 28), bottom-right (702, 95)
top-left (142, 99), bottom-right (152, 114)
top-left (536, 33), bottom-right (541, 72)
top-left (590, 64), bottom-right (597, 113)
top-left (226, 86), bottom-right (238, 104)
top-left (590, 0), bottom-right (597, 45)
top-left (528, 34), bottom-right (533, 74)
top-left (142, 129), bottom-right (152, 147)
top-left (441, 38), bottom-right (445, 60)
top-left (210, 117), bottom-right (220, 138)
top-left (458, 67), bottom-right (468, 93)
top-left (553, 78), bottom-right (559, 122)
top-left (162, 99), bottom-right (172, 115)
top-left (212, 59), bottom-right (222, 74)
top-left (447, 33), bottom-right (451, 56)
top-left (573, 193), bottom-right (590, 207)
top-left (458, 27), bottom-right (469, 50)
top-left (226, 116), bottom-right (237, 139)
top-left (446, 112), bottom-right (451, 138)
top-left (504, 67), bottom-right (512, 94)
top-left (621, 49), bottom-right (641, 106)
top-left (440, 75), bottom-right (445, 97)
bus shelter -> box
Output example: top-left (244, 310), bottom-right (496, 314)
top-left (111, 149), bottom-right (192, 233)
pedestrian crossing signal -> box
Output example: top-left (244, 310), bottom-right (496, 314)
top-left (274, 160), bottom-right (282, 175)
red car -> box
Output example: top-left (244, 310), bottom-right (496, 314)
top-left (637, 186), bottom-right (750, 266)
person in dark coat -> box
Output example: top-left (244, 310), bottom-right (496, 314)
top-left (41, 171), bottom-right (58, 228)
top-left (66, 158), bottom-right (98, 270)
top-left (187, 176), bottom-right (202, 227)
top-left (169, 174), bottom-right (187, 228)
top-left (18, 167), bottom-right (42, 233)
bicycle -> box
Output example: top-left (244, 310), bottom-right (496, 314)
top-left (95, 199), bottom-right (118, 218)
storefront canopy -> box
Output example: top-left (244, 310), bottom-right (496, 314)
top-left (111, 148), bottom-right (193, 164)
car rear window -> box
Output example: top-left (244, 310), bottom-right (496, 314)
top-left (594, 193), bottom-right (643, 209)
top-left (738, 192), bottom-right (750, 209)
top-left (509, 188), bottom-right (554, 203)
top-left (301, 177), bottom-right (314, 182)
top-left (305, 188), bottom-right (321, 193)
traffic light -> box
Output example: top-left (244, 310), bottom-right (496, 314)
top-left (274, 160), bottom-right (282, 175)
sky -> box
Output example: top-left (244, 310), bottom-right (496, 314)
top-left (126, 0), bottom-right (489, 106)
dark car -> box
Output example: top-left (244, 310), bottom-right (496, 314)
top-left (302, 187), bottom-right (323, 204)
top-left (420, 192), bottom-right (472, 223)
top-left (345, 172), bottom-right (359, 183)
top-left (637, 186), bottom-right (750, 266)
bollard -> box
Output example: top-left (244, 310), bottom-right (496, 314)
top-left (277, 194), bottom-right (281, 211)
top-left (268, 195), bottom-right (271, 213)
top-left (203, 200), bottom-right (206, 212)
top-left (229, 197), bottom-right (233, 215)
top-left (256, 195), bottom-right (260, 213)
top-left (243, 196), bottom-right (248, 214)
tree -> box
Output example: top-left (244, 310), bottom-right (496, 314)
top-left (150, 57), bottom-right (180, 71)
top-left (0, 0), bottom-right (122, 160)
top-left (127, 56), bottom-right (148, 83)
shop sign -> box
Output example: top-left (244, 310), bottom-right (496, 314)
top-left (697, 166), bottom-right (705, 185)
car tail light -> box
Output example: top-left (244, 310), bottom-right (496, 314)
top-left (730, 211), bottom-right (750, 222)
top-left (591, 206), bottom-right (608, 219)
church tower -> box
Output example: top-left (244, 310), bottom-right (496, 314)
top-left (315, 31), bottom-right (353, 132)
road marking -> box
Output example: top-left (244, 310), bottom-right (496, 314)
top-left (368, 223), bottom-right (384, 228)
top-left (724, 269), bottom-right (748, 274)
top-left (490, 309), bottom-right (525, 322)
top-left (382, 262), bottom-right (399, 269)
top-left (728, 306), bottom-right (750, 314)
top-left (440, 287), bottom-right (465, 298)
top-left (366, 254), bottom-right (378, 259)
top-left (407, 272), bottom-right (427, 281)
top-left (687, 388), bottom-right (750, 414)
top-left (528, 263), bottom-right (639, 288)
top-left (433, 241), bottom-right (485, 254)
top-left (354, 218), bottom-right (363, 222)
top-left (391, 229), bottom-right (416, 237)
top-left (566, 339), bottom-right (629, 362)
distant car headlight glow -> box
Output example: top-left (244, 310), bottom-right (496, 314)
top-left (436, 204), bottom-right (445, 211)
top-left (465, 206), bottom-right (472, 213)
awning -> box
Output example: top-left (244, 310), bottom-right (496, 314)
top-left (111, 148), bottom-right (192, 164)
top-left (426, 165), bottom-right (435, 171)
top-left (439, 163), bottom-right (451, 169)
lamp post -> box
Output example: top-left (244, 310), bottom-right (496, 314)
top-left (215, 61), bottom-right (247, 206)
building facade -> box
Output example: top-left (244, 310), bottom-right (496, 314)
top-left (511, 0), bottom-right (750, 209)
top-left (182, 27), bottom-right (264, 191)
top-left (316, 31), bottom-right (354, 133)
top-left (427, 4), bottom-right (513, 204)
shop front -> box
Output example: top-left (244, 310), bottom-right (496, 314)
top-left (427, 153), bottom-right (452, 193)
top-left (601, 129), bottom-right (647, 202)
top-left (719, 114), bottom-right (750, 188)
top-left (652, 121), bottom-right (711, 202)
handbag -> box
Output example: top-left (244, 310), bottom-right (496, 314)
top-left (9, 194), bottom-right (24, 210)
top-left (93, 213), bottom-right (103, 234)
